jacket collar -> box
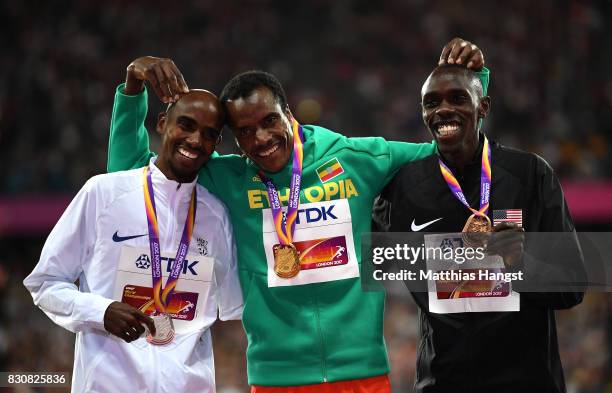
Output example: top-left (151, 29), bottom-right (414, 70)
top-left (438, 133), bottom-right (486, 175)
top-left (148, 157), bottom-right (198, 200)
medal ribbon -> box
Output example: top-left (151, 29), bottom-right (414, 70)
top-left (143, 166), bottom-right (197, 313)
top-left (438, 135), bottom-right (491, 217)
top-left (258, 119), bottom-right (304, 245)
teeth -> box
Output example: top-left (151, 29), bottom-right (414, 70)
top-left (258, 144), bottom-right (279, 157)
top-left (437, 123), bottom-right (460, 136)
top-left (178, 147), bottom-right (198, 159)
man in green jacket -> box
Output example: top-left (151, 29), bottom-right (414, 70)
top-left (107, 38), bottom-right (488, 392)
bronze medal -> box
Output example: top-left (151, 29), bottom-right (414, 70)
top-left (273, 243), bottom-right (301, 278)
top-left (462, 213), bottom-right (492, 233)
top-left (461, 213), bottom-right (492, 247)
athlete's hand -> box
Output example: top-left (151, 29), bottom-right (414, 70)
top-left (439, 37), bottom-right (485, 70)
top-left (103, 301), bottom-right (156, 343)
top-left (124, 56), bottom-right (189, 103)
top-left (487, 222), bottom-right (525, 267)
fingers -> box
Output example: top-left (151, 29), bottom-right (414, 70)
top-left (465, 46), bottom-right (484, 70)
top-left (486, 228), bottom-right (525, 267)
top-left (168, 61), bottom-right (189, 93)
top-left (438, 38), bottom-right (485, 70)
top-left (487, 229), bottom-right (524, 251)
top-left (447, 40), bottom-right (465, 65)
top-left (134, 311), bottom-right (156, 336)
top-left (120, 322), bottom-right (146, 343)
top-left (487, 237), bottom-right (524, 255)
top-left (162, 64), bottom-right (181, 102)
top-left (438, 42), bottom-right (452, 66)
top-left (103, 302), bottom-right (153, 343)
top-left (106, 320), bottom-right (133, 343)
top-left (453, 43), bottom-right (473, 65)
top-left (145, 68), bottom-right (168, 103)
top-left (153, 59), bottom-right (187, 102)
top-left (493, 222), bottom-right (524, 232)
top-left (128, 56), bottom-right (189, 103)
top-left (155, 66), bottom-right (175, 101)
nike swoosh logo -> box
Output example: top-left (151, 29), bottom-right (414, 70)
top-left (411, 218), bottom-right (443, 232)
top-left (112, 231), bottom-right (147, 242)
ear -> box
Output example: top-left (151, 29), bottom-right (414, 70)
top-left (478, 96), bottom-right (491, 119)
top-left (284, 106), bottom-right (294, 122)
top-left (156, 112), bottom-right (167, 135)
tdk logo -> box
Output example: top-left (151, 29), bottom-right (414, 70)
top-left (133, 255), bottom-right (199, 275)
top-left (295, 205), bottom-right (338, 225)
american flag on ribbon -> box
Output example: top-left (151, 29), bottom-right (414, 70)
top-left (493, 209), bottom-right (523, 227)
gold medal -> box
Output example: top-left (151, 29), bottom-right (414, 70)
top-left (462, 213), bottom-right (492, 247)
top-left (273, 244), bottom-right (301, 278)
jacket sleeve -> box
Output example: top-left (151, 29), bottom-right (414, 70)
top-left (107, 83), bottom-right (155, 173)
top-left (339, 136), bottom-right (436, 197)
top-left (23, 179), bottom-right (114, 333)
top-left (516, 156), bottom-right (586, 309)
top-left (372, 194), bottom-right (391, 233)
top-left (384, 141), bottom-right (436, 186)
top-left (216, 203), bottom-right (244, 321)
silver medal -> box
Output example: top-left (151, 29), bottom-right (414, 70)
top-left (146, 313), bottom-right (175, 345)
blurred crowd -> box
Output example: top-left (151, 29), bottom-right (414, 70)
top-left (1, 0), bottom-right (612, 195)
top-left (1, 0), bottom-right (611, 392)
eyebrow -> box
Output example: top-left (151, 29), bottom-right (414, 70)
top-left (423, 88), bottom-right (470, 98)
top-left (176, 115), bottom-right (197, 127)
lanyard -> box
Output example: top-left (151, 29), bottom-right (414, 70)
top-left (258, 119), bottom-right (304, 245)
top-left (438, 136), bottom-right (491, 217)
top-left (142, 166), bottom-right (196, 313)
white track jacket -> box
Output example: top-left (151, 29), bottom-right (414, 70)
top-left (24, 159), bottom-right (243, 393)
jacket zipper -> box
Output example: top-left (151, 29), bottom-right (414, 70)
top-left (313, 293), bottom-right (328, 382)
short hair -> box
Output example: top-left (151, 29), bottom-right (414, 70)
top-left (431, 64), bottom-right (485, 97)
top-left (219, 70), bottom-right (288, 110)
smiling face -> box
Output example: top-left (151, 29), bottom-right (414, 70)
top-left (156, 90), bottom-right (224, 182)
top-left (421, 66), bottom-right (490, 160)
top-left (225, 86), bottom-right (294, 173)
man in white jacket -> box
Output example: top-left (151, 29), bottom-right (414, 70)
top-left (24, 88), bottom-right (243, 393)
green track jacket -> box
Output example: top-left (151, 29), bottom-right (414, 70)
top-left (107, 84), bottom-right (436, 386)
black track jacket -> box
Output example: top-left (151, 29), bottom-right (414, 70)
top-left (373, 136), bottom-right (585, 393)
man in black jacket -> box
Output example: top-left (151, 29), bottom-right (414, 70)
top-left (373, 65), bottom-right (586, 393)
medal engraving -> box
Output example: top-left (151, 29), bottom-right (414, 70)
top-left (462, 213), bottom-right (492, 247)
top-left (146, 313), bottom-right (175, 345)
top-left (273, 244), bottom-right (301, 278)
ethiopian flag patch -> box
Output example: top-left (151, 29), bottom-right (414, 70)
top-left (316, 157), bottom-right (344, 183)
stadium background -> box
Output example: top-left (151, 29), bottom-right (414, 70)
top-left (1, 1), bottom-right (610, 392)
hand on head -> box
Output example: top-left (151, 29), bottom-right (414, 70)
top-left (438, 37), bottom-right (485, 70)
top-left (125, 56), bottom-right (189, 103)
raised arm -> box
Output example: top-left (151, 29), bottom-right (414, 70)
top-left (107, 56), bottom-right (189, 172)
